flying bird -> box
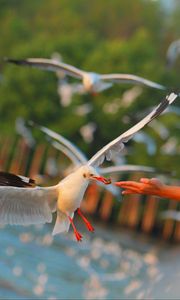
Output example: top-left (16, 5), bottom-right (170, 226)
top-left (33, 125), bottom-right (158, 197)
top-left (5, 57), bottom-right (166, 93)
top-left (0, 92), bottom-right (178, 241)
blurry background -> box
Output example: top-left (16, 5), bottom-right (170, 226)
top-left (0, 0), bottom-right (179, 173)
top-left (0, 0), bottom-right (180, 299)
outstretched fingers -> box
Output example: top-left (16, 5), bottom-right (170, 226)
top-left (115, 179), bottom-right (153, 195)
top-left (115, 177), bottom-right (165, 197)
top-left (115, 181), bottom-right (143, 189)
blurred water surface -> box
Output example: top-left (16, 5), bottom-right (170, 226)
top-left (0, 219), bottom-right (180, 299)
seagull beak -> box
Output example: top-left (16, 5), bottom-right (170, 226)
top-left (92, 176), bottom-right (111, 185)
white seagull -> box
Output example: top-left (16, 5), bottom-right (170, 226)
top-left (33, 124), bottom-right (158, 197)
top-left (5, 57), bottom-right (166, 93)
top-left (0, 92), bottom-right (178, 241)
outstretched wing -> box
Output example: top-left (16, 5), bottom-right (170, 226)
top-left (88, 92), bottom-right (178, 167)
top-left (4, 58), bottom-right (84, 79)
top-left (0, 171), bottom-right (36, 188)
top-left (30, 122), bottom-right (88, 165)
top-left (99, 164), bottom-right (156, 175)
top-left (0, 186), bottom-right (58, 225)
top-left (51, 141), bottom-right (82, 167)
top-left (101, 73), bottom-right (166, 90)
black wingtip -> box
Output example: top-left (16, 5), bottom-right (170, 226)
top-left (4, 57), bottom-right (17, 63)
top-left (0, 171), bottom-right (36, 188)
top-left (3, 57), bottom-right (27, 66)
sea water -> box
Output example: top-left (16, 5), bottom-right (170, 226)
top-left (0, 219), bottom-right (179, 299)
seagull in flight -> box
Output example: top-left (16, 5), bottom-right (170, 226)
top-left (0, 92), bottom-right (178, 241)
top-left (32, 123), bottom-right (158, 197)
top-left (5, 57), bottom-right (166, 93)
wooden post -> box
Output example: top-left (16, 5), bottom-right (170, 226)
top-left (99, 191), bottom-right (114, 221)
top-left (173, 221), bottom-right (180, 242)
top-left (28, 144), bottom-right (46, 178)
top-left (162, 200), bottom-right (177, 240)
top-left (127, 194), bottom-right (141, 228)
top-left (82, 183), bottom-right (100, 214)
top-left (9, 138), bottom-right (30, 174)
top-left (0, 137), bottom-right (12, 170)
top-left (141, 196), bottom-right (159, 233)
top-left (118, 174), bottom-right (143, 228)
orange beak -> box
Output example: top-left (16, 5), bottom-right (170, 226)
top-left (92, 176), bottom-right (111, 185)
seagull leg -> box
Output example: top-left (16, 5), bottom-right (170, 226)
top-left (77, 208), bottom-right (94, 232)
top-left (67, 215), bottom-right (83, 242)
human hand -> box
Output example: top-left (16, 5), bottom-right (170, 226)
top-left (115, 177), bottom-right (165, 196)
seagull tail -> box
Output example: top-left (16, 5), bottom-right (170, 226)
top-left (52, 211), bottom-right (72, 236)
top-left (97, 81), bottom-right (113, 92)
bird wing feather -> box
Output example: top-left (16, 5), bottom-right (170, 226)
top-left (99, 165), bottom-right (156, 174)
top-left (5, 58), bottom-right (84, 79)
top-left (31, 123), bottom-right (88, 165)
top-left (51, 141), bottom-right (82, 167)
top-left (88, 92), bottom-right (178, 167)
top-left (0, 186), bottom-right (58, 225)
top-left (0, 171), bottom-right (36, 187)
top-left (100, 73), bottom-right (165, 90)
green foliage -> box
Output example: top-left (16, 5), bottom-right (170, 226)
top-left (0, 0), bottom-right (179, 174)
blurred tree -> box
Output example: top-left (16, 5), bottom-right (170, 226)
top-left (0, 0), bottom-right (179, 174)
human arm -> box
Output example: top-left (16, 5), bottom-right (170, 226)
top-left (115, 177), bottom-right (180, 201)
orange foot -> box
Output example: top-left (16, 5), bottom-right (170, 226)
top-left (86, 222), bottom-right (94, 232)
top-left (77, 208), bottom-right (95, 232)
top-left (74, 230), bottom-right (83, 242)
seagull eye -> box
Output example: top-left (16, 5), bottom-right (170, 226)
top-left (90, 174), bottom-right (94, 176)
top-left (83, 173), bottom-right (87, 178)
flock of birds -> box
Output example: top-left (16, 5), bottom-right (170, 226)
top-left (0, 46), bottom-right (179, 241)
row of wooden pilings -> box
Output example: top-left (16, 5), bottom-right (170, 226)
top-left (0, 135), bottom-right (180, 242)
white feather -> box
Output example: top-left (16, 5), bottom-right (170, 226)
top-left (14, 58), bottom-right (84, 79)
top-left (101, 73), bottom-right (165, 90)
top-left (87, 92), bottom-right (178, 167)
top-left (35, 124), bottom-right (87, 164)
top-left (6, 57), bottom-right (166, 93)
top-left (99, 164), bottom-right (156, 174)
top-left (0, 186), bottom-right (58, 225)
top-left (52, 211), bottom-right (74, 235)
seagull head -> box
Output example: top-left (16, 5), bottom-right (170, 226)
top-left (80, 165), bottom-right (111, 185)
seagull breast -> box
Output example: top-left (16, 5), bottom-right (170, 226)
top-left (57, 168), bottom-right (89, 213)
top-left (82, 72), bottom-right (101, 92)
